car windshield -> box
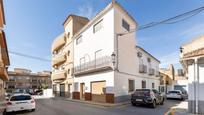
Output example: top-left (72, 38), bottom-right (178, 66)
top-left (10, 95), bottom-right (31, 101)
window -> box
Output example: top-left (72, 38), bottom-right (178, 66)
top-left (142, 80), bottom-right (146, 89)
top-left (68, 50), bottom-right (70, 56)
top-left (122, 19), bottom-right (130, 31)
top-left (74, 82), bottom-right (79, 91)
top-left (128, 80), bottom-right (135, 92)
top-left (147, 58), bottom-right (151, 63)
top-left (76, 36), bottom-right (82, 45)
top-left (67, 69), bottom-right (70, 74)
top-left (152, 83), bottom-right (155, 89)
top-left (93, 19), bottom-right (103, 33)
top-left (80, 57), bottom-right (85, 69)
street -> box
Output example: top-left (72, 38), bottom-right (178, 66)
top-left (6, 98), bottom-right (183, 115)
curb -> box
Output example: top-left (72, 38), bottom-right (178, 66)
top-left (65, 98), bottom-right (130, 108)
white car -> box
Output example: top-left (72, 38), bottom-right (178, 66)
top-left (166, 90), bottom-right (185, 100)
top-left (6, 93), bottom-right (36, 113)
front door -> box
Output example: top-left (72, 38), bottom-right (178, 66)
top-left (60, 84), bottom-right (65, 97)
top-left (80, 83), bottom-right (85, 100)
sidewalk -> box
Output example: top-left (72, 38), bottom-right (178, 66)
top-left (33, 95), bottom-right (54, 99)
top-left (65, 98), bottom-right (130, 108)
top-left (170, 101), bottom-right (200, 115)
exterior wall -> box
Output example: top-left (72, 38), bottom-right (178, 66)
top-left (113, 7), bottom-right (159, 103)
top-left (74, 71), bottom-right (114, 93)
top-left (187, 58), bottom-right (204, 114)
top-left (73, 8), bottom-right (114, 66)
top-left (114, 72), bottom-right (159, 102)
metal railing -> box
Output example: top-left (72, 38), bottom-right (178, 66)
top-left (74, 56), bottom-right (112, 75)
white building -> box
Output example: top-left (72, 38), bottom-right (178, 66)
top-left (180, 35), bottom-right (204, 114)
top-left (71, 1), bottom-right (160, 103)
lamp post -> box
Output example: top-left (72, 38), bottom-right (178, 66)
top-left (111, 52), bottom-right (116, 70)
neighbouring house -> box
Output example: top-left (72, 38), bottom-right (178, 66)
top-left (6, 68), bottom-right (52, 93)
top-left (180, 35), bottom-right (204, 114)
top-left (51, 15), bottom-right (89, 97)
top-left (51, 1), bottom-right (160, 103)
top-left (0, 0), bottom-right (10, 113)
top-left (159, 64), bottom-right (188, 94)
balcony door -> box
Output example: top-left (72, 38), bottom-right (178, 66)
top-left (95, 50), bottom-right (102, 66)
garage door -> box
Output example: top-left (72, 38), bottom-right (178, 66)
top-left (91, 81), bottom-right (106, 103)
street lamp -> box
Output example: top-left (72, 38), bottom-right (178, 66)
top-left (111, 52), bottom-right (116, 70)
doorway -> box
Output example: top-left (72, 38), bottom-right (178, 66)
top-left (80, 83), bottom-right (85, 100)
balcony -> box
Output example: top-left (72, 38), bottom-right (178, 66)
top-left (52, 33), bottom-right (66, 52)
top-left (0, 67), bottom-right (8, 81)
top-left (148, 68), bottom-right (155, 75)
top-left (52, 54), bottom-right (66, 67)
top-left (51, 71), bottom-right (67, 81)
top-left (139, 64), bottom-right (147, 73)
top-left (74, 56), bottom-right (112, 76)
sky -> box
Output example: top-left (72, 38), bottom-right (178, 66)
top-left (3, 0), bottom-right (204, 72)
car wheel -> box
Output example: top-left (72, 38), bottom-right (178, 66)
top-left (151, 100), bottom-right (156, 108)
top-left (31, 109), bottom-right (35, 112)
top-left (131, 102), bottom-right (136, 106)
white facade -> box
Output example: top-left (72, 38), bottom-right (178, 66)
top-left (180, 35), bottom-right (204, 114)
top-left (72, 1), bottom-right (160, 103)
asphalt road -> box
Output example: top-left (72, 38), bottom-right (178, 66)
top-left (6, 98), bottom-right (182, 115)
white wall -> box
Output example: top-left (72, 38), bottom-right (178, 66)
top-left (74, 8), bottom-right (115, 66)
top-left (198, 63), bottom-right (204, 101)
top-left (114, 72), bottom-right (159, 97)
top-left (74, 71), bottom-right (114, 93)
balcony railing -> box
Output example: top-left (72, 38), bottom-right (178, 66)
top-left (51, 71), bottom-right (67, 81)
top-left (52, 54), bottom-right (66, 67)
top-left (74, 56), bottom-right (112, 76)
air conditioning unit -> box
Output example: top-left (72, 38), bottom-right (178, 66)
top-left (137, 52), bottom-right (142, 57)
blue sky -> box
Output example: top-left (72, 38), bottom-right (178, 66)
top-left (3, 0), bottom-right (204, 72)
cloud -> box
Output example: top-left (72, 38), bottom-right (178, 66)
top-left (77, 2), bottom-right (96, 19)
top-left (159, 51), bottom-right (180, 68)
top-left (179, 23), bottom-right (204, 39)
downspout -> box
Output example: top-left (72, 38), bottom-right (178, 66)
top-left (195, 58), bottom-right (199, 114)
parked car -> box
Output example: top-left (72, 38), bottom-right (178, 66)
top-left (166, 90), bottom-right (186, 100)
top-left (5, 93), bottom-right (36, 113)
top-left (131, 89), bottom-right (164, 108)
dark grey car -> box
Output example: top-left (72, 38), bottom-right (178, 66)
top-left (131, 89), bottom-right (164, 108)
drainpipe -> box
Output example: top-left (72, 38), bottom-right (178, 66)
top-left (194, 58), bottom-right (199, 114)
top-left (195, 58), bottom-right (199, 114)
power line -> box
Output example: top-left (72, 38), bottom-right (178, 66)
top-left (9, 51), bottom-right (51, 62)
top-left (7, 6), bottom-right (204, 62)
top-left (137, 6), bottom-right (204, 31)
